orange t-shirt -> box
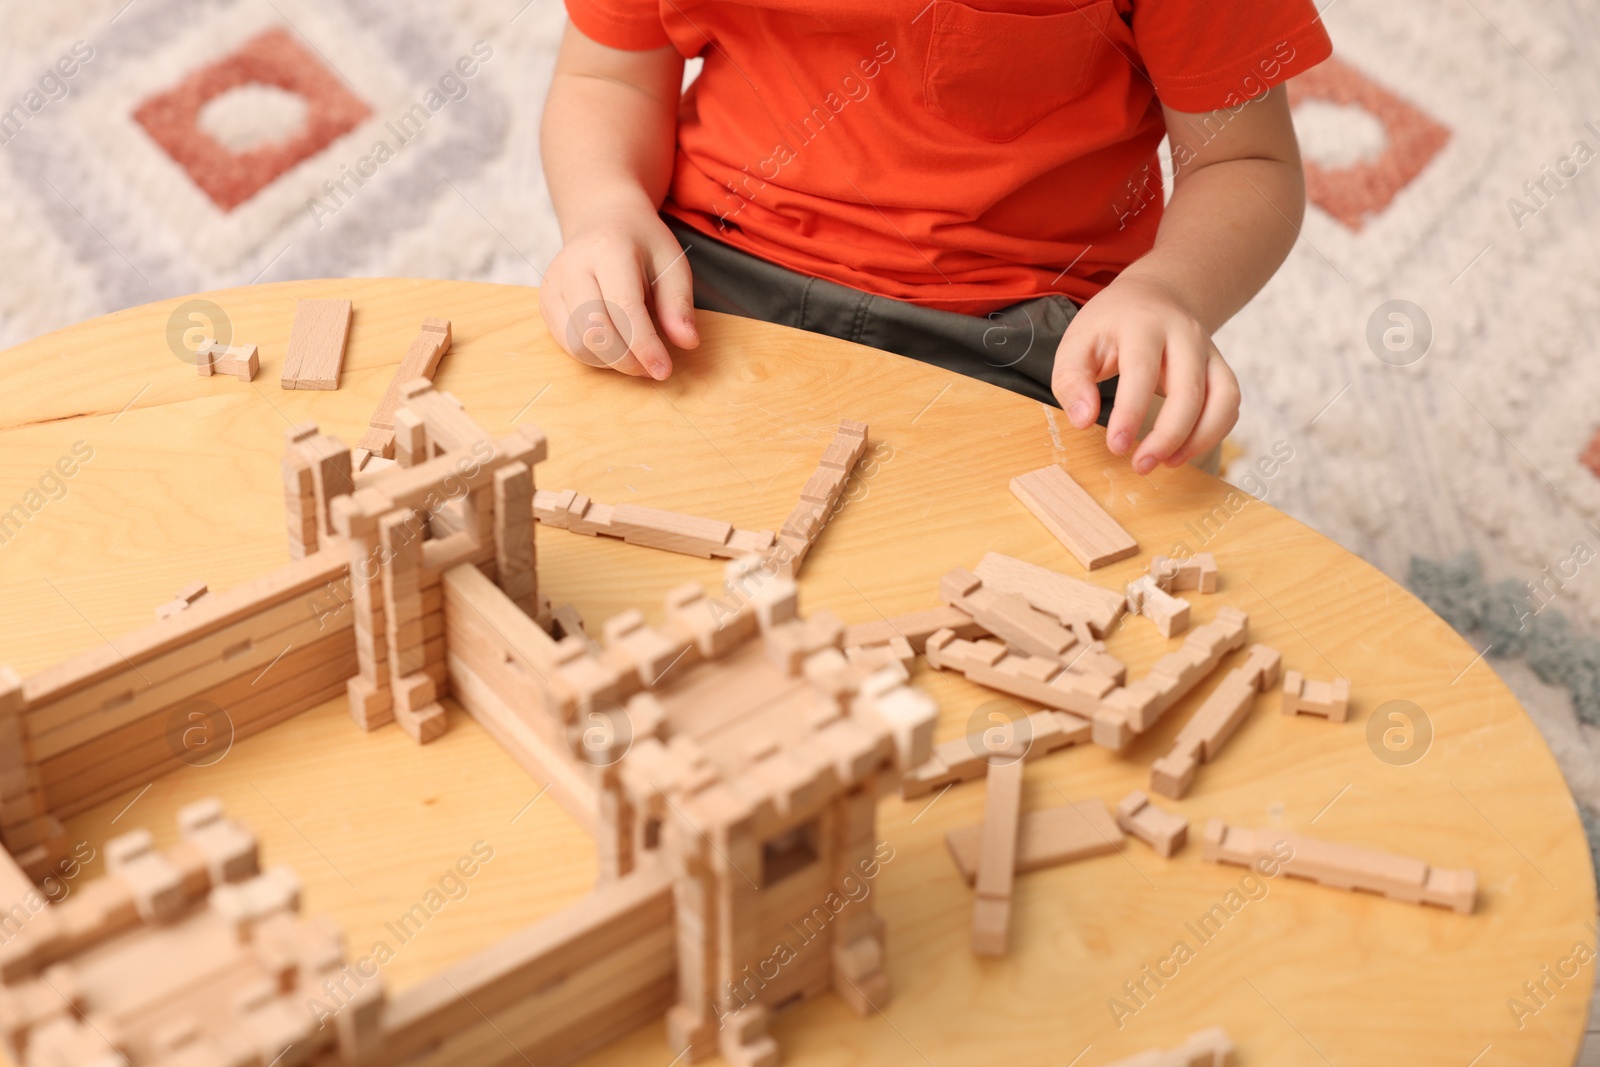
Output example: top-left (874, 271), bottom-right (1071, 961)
top-left (566, 0), bottom-right (1332, 315)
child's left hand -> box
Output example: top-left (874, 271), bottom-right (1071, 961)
top-left (1050, 271), bottom-right (1241, 473)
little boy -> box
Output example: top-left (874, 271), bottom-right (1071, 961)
top-left (539, 2), bottom-right (1330, 474)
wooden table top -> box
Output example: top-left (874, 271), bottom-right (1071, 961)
top-left (0, 278), bottom-right (1591, 1067)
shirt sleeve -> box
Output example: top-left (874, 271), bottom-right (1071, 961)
top-left (565, 0), bottom-right (672, 51)
top-left (1131, 1), bottom-right (1333, 113)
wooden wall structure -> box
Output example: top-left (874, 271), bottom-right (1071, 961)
top-left (0, 388), bottom-right (933, 1067)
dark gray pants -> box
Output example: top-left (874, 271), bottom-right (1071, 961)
top-left (667, 217), bottom-right (1116, 422)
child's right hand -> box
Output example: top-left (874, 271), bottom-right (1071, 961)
top-left (538, 202), bottom-right (699, 380)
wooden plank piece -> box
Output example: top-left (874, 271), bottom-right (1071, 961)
top-left (1010, 465), bottom-right (1137, 570)
top-left (281, 298), bottom-right (351, 391)
top-left (946, 799), bottom-right (1123, 882)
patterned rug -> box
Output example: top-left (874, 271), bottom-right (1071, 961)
top-left (3, 0), bottom-right (1599, 879)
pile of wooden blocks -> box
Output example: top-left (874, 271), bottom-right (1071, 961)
top-left (876, 522), bottom-right (1477, 977)
top-left (0, 800), bottom-right (383, 1065)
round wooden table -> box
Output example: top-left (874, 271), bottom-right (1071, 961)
top-left (0, 279), bottom-right (1591, 1067)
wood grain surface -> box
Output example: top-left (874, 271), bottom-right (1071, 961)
top-left (0, 279), bottom-right (1591, 1066)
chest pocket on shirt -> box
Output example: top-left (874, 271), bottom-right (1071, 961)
top-left (923, 0), bottom-right (1122, 143)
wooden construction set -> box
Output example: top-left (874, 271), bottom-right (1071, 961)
top-left (0, 302), bottom-right (1476, 1066)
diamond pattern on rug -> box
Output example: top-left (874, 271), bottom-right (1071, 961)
top-left (1288, 55), bottom-right (1451, 232)
top-left (132, 27), bottom-right (371, 212)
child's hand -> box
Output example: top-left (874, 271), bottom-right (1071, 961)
top-left (1050, 272), bottom-right (1240, 473)
top-left (538, 201), bottom-right (699, 380)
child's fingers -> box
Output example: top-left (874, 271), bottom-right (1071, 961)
top-left (649, 240), bottom-right (700, 350)
top-left (1131, 323), bottom-right (1208, 474)
top-left (592, 256), bottom-right (674, 379)
top-left (562, 271), bottom-right (653, 378)
top-left (1103, 326), bottom-right (1163, 457)
top-left (1050, 326), bottom-right (1106, 429)
top-left (537, 282), bottom-right (570, 357)
top-left (1167, 348), bottom-right (1241, 467)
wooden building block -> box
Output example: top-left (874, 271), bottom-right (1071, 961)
top-left (1065, 641), bottom-right (1126, 685)
top-left (845, 638), bottom-right (914, 674)
top-left (353, 317), bottom-right (452, 466)
top-left (900, 710), bottom-right (1090, 798)
top-left (195, 339), bottom-right (259, 382)
top-left (1125, 574), bottom-right (1190, 637)
top-left (1201, 820), bottom-right (1476, 914)
top-left (843, 606), bottom-right (986, 654)
top-left (609, 505), bottom-right (735, 558)
top-left (394, 408), bottom-right (429, 467)
top-left (1151, 553), bottom-right (1218, 594)
top-left (291, 433), bottom-right (355, 538)
top-left (532, 490), bottom-right (773, 561)
top-left (971, 758), bottom-right (1023, 957)
top-left (1149, 652), bottom-right (1273, 799)
top-left (493, 461), bottom-right (536, 613)
top-left (939, 567), bottom-right (1079, 661)
top-left (1102, 1027), bottom-right (1234, 1067)
top-left (155, 581), bottom-right (210, 620)
top-left (1176, 650), bottom-right (1276, 759)
top-left (1115, 791), bottom-right (1188, 857)
top-left (280, 298), bottom-right (351, 391)
top-left (772, 420), bottom-right (869, 577)
top-left (1089, 607), bottom-right (1249, 751)
top-left (1282, 670), bottom-right (1352, 721)
top-left (1239, 643), bottom-right (1282, 691)
top-left (1009, 465), bottom-right (1137, 570)
top-left (946, 799), bottom-right (1123, 882)
top-left (924, 630), bottom-right (1111, 716)
top-left (972, 552), bottom-right (1126, 635)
